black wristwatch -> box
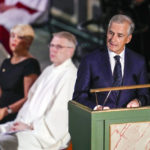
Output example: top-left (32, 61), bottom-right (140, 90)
top-left (137, 99), bottom-right (142, 106)
top-left (7, 106), bottom-right (13, 114)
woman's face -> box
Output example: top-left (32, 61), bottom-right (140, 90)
top-left (9, 32), bottom-right (28, 52)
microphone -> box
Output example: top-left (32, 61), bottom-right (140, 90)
top-left (94, 90), bottom-right (112, 110)
top-left (101, 90), bottom-right (112, 110)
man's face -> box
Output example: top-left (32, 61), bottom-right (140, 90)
top-left (49, 37), bottom-right (73, 66)
top-left (107, 22), bottom-right (132, 54)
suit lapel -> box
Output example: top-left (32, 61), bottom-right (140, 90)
top-left (99, 48), bottom-right (113, 86)
top-left (100, 48), bottom-right (119, 105)
top-left (118, 49), bottom-right (133, 106)
top-left (122, 49), bottom-right (132, 86)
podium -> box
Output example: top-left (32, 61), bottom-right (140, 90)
top-left (68, 100), bottom-right (150, 150)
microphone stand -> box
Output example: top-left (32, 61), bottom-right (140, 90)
top-left (102, 90), bottom-right (112, 110)
top-left (94, 90), bottom-right (112, 110)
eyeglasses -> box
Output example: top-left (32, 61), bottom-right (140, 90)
top-left (48, 44), bottom-right (73, 50)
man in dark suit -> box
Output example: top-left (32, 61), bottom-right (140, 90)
top-left (73, 14), bottom-right (149, 110)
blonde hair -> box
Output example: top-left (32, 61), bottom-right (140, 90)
top-left (10, 24), bottom-right (35, 44)
top-left (53, 31), bottom-right (77, 48)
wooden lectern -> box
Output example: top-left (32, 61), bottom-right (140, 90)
top-left (69, 84), bottom-right (150, 150)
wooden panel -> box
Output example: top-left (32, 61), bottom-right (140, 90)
top-left (110, 122), bottom-right (150, 150)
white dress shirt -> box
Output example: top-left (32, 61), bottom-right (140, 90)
top-left (108, 48), bottom-right (125, 77)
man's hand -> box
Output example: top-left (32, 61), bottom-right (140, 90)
top-left (94, 105), bottom-right (110, 111)
top-left (127, 99), bottom-right (140, 108)
top-left (9, 122), bottom-right (33, 132)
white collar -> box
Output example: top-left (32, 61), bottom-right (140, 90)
top-left (108, 48), bottom-right (125, 60)
top-left (51, 59), bottom-right (72, 71)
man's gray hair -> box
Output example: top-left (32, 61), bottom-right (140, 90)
top-left (53, 31), bottom-right (77, 48)
top-left (108, 14), bottom-right (135, 35)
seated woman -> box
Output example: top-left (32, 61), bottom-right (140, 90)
top-left (0, 24), bottom-right (41, 123)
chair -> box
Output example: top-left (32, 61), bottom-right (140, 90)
top-left (62, 141), bottom-right (72, 150)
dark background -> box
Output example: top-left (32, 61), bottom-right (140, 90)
top-left (50, 0), bottom-right (150, 74)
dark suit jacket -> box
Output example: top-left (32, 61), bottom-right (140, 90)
top-left (73, 47), bottom-right (150, 109)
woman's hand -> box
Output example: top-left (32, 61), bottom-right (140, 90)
top-left (0, 107), bottom-right (8, 120)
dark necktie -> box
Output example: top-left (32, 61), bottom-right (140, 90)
top-left (113, 55), bottom-right (122, 96)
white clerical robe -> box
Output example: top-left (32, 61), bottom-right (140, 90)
top-left (0, 59), bottom-right (77, 150)
top-left (0, 0), bottom-right (49, 30)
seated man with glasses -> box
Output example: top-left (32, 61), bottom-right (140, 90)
top-left (0, 31), bottom-right (77, 150)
